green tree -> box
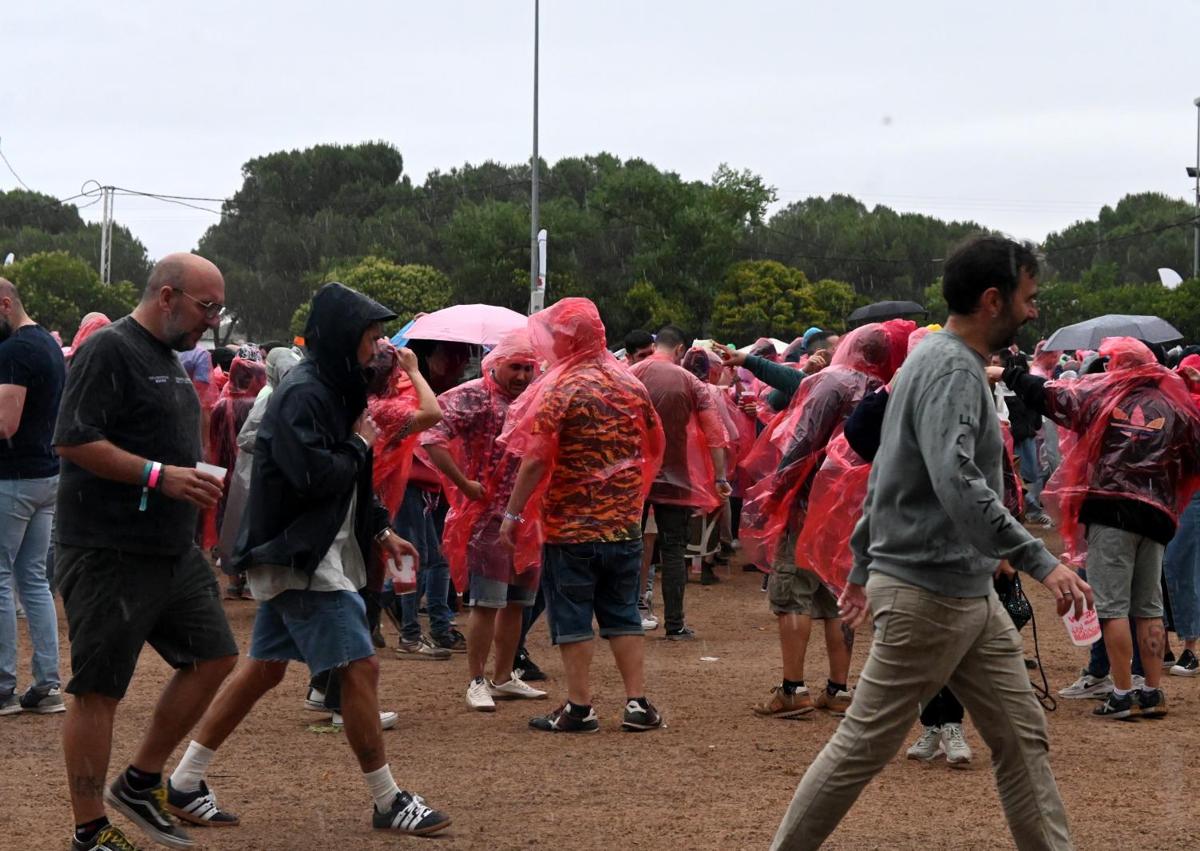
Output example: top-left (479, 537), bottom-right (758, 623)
top-left (710, 260), bottom-right (826, 343)
top-left (5, 251), bottom-right (138, 339)
top-left (289, 257), bottom-right (453, 337)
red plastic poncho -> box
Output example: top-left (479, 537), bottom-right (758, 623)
top-left (630, 352), bottom-right (728, 512)
top-left (738, 322), bottom-right (897, 568)
top-left (1178, 354), bottom-right (1200, 408)
top-left (422, 330), bottom-right (538, 592)
top-left (64, 312), bottom-right (111, 361)
top-left (369, 347), bottom-right (421, 518)
top-left (1043, 337), bottom-right (1200, 566)
top-left (1031, 340), bottom-right (1060, 379)
top-left (499, 298), bottom-right (665, 574)
top-left (792, 321), bottom-right (920, 590)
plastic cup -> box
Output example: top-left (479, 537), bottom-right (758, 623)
top-left (196, 461), bottom-right (227, 480)
top-left (1062, 606), bottom-right (1101, 646)
top-left (387, 555), bottom-right (417, 595)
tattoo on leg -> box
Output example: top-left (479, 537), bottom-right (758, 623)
top-left (70, 774), bottom-right (106, 801)
top-left (841, 622), bottom-right (855, 651)
top-left (1146, 622), bottom-right (1165, 660)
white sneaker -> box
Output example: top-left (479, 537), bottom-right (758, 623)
top-left (906, 725), bottom-right (942, 761)
top-left (489, 676), bottom-right (548, 700)
top-left (331, 710), bottom-right (399, 730)
top-left (1132, 674), bottom-right (1146, 691)
top-left (641, 612), bottom-right (659, 630)
top-left (467, 677), bottom-right (496, 712)
top-left (941, 722), bottom-right (972, 767)
top-left (1057, 669), bottom-right (1113, 699)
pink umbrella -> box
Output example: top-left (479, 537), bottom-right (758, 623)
top-left (404, 304), bottom-right (528, 347)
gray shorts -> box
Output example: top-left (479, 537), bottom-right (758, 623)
top-left (1085, 523), bottom-right (1164, 619)
top-left (768, 534), bottom-right (840, 619)
top-left (469, 574), bottom-right (537, 609)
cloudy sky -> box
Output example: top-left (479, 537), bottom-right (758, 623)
top-left (4, 1), bottom-right (1198, 261)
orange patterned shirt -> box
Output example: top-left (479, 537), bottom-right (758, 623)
top-left (533, 364), bottom-right (659, 544)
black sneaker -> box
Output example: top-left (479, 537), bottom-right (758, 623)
top-left (72, 824), bottom-right (140, 850)
top-left (19, 685), bottom-right (66, 714)
top-left (373, 790), bottom-right (451, 835)
top-left (513, 650), bottom-right (547, 682)
top-left (1162, 650), bottom-right (1177, 670)
top-left (1135, 687), bottom-right (1169, 718)
top-left (1092, 691), bottom-right (1135, 720)
top-left (104, 774), bottom-right (194, 848)
top-left (431, 630), bottom-right (467, 653)
top-left (1170, 649), bottom-right (1199, 677)
top-left (529, 703), bottom-right (600, 733)
top-left (166, 779), bottom-right (240, 827)
top-left (665, 626), bottom-right (696, 641)
top-left (700, 565), bottom-right (721, 585)
top-left (621, 699), bottom-right (664, 732)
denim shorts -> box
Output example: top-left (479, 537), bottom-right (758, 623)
top-left (249, 589), bottom-right (375, 676)
top-left (543, 539), bottom-right (644, 645)
top-left (469, 574), bottom-right (538, 609)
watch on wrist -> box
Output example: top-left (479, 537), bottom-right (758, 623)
top-left (374, 528), bottom-right (393, 544)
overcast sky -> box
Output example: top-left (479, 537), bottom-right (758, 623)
top-left (4, 1), bottom-right (1198, 262)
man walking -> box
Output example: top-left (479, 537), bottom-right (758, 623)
top-left (630, 325), bottom-right (730, 636)
top-left (0, 278), bottom-right (66, 717)
top-left (421, 330), bottom-right (547, 710)
top-left (771, 235), bottom-right (1092, 851)
top-left (166, 282), bottom-right (450, 837)
top-left (499, 298), bottom-right (666, 733)
top-left (55, 254), bottom-right (239, 850)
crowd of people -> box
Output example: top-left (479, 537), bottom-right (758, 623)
top-left (1, 233), bottom-right (1199, 849)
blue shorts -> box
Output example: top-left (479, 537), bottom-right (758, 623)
top-left (543, 540), bottom-right (644, 645)
top-left (469, 574), bottom-right (538, 609)
top-left (248, 590), bottom-right (375, 676)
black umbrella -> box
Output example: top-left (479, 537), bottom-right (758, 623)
top-left (847, 300), bottom-right (927, 326)
top-left (1043, 314), bottom-right (1182, 352)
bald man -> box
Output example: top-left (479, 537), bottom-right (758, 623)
top-left (0, 278), bottom-right (67, 720)
top-left (55, 253), bottom-right (239, 851)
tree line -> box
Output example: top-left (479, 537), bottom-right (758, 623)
top-left (1, 141), bottom-right (1196, 346)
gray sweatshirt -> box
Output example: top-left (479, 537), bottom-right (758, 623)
top-left (848, 330), bottom-right (1057, 596)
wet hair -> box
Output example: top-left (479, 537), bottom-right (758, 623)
top-left (655, 324), bottom-right (688, 350)
top-left (942, 234), bottom-right (1039, 316)
top-left (624, 329), bottom-right (654, 353)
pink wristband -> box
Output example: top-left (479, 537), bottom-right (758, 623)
top-left (147, 462), bottom-right (163, 489)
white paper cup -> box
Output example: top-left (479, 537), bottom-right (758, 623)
top-left (196, 461), bottom-right (227, 480)
top-left (1062, 607), bottom-right (1101, 646)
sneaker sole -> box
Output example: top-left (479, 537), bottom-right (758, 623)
top-left (906, 751), bottom-right (943, 762)
top-left (621, 720), bottom-right (665, 732)
top-left (1058, 688), bottom-right (1112, 700)
top-left (945, 756), bottom-right (972, 769)
top-left (753, 707), bottom-right (814, 720)
top-left (489, 691), bottom-right (549, 701)
top-left (304, 700), bottom-right (328, 712)
top-left (0, 704), bottom-right (24, 716)
top-left (166, 804), bottom-right (240, 828)
top-left (531, 723), bottom-right (600, 733)
top-left (468, 702), bottom-right (497, 712)
top-left (376, 816), bottom-right (452, 836)
top-left (1093, 709), bottom-right (1134, 720)
top-left (1169, 666), bottom-right (1199, 677)
top-left (104, 788), bottom-right (195, 849)
top-left (394, 652), bottom-right (451, 661)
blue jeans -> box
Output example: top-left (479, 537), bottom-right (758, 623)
top-left (393, 485), bottom-right (451, 641)
top-left (1164, 493), bottom-right (1200, 641)
top-left (542, 539), bottom-right (644, 645)
top-left (1015, 437), bottom-right (1045, 513)
top-left (0, 476), bottom-right (60, 695)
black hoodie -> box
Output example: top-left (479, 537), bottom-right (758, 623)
top-left (233, 283), bottom-right (397, 577)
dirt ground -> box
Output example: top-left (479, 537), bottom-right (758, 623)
top-left (5, 534), bottom-right (1200, 850)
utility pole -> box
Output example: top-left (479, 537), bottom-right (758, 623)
top-left (529, 0), bottom-right (542, 315)
top-left (98, 185), bottom-right (114, 285)
top-left (1193, 96), bottom-right (1199, 280)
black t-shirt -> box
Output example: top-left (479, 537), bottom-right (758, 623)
top-left (0, 325), bottom-right (66, 479)
top-left (53, 316), bottom-right (202, 555)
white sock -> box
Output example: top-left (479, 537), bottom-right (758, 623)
top-left (1113, 686), bottom-right (1132, 697)
top-left (364, 764), bottom-right (401, 813)
top-left (170, 741), bottom-right (215, 794)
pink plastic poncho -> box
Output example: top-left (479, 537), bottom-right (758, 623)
top-left (630, 352), bottom-right (728, 512)
top-left (499, 298), bottom-right (665, 575)
top-left (422, 330), bottom-right (538, 592)
top-left (369, 347), bottom-right (421, 518)
top-left (202, 356), bottom-right (267, 549)
top-left (738, 322), bottom-right (900, 568)
top-left (794, 322), bottom-right (921, 591)
top-left (64, 312), bottom-right (111, 361)
top-left (1043, 337), bottom-right (1200, 567)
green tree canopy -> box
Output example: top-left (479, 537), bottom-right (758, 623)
top-left (289, 257), bottom-right (453, 337)
top-left (710, 260), bottom-right (829, 343)
top-left (5, 251), bottom-right (138, 339)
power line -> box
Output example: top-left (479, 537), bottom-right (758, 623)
top-left (0, 138), bottom-right (33, 191)
top-left (1042, 215), bottom-right (1200, 255)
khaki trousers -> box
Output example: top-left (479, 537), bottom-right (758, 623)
top-left (770, 573), bottom-right (1072, 851)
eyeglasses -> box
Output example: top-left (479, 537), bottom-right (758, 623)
top-left (171, 287), bottom-right (227, 320)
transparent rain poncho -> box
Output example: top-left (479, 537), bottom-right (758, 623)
top-left (498, 298), bottom-right (664, 574)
